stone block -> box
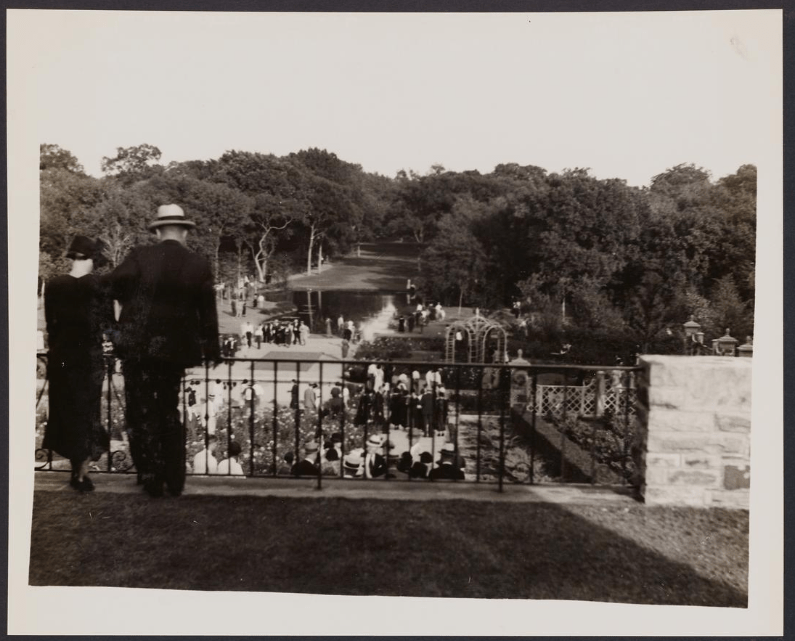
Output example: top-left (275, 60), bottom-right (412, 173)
top-left (667, 469), bottom-right (721, 487)
top-left (647, 433), bottom-right (747, 456)
top-left (647, 386), bottom-right (684, 410)
top-left (643, 485), bottom-right (708, 507)
top-left (649, 408), bottom-right (714, 432)
top-left (715, 413), bottom-right (752, 432)
top-left (647, 433), bottom-right (714, 453)
top-left (681, 453), bottom-right (720, 469)
top-left (711, 434), bottom-right (748, 455)
top-left (641, 356), bottom-right (752, 411)
top-left (649, 386), bottom-right (747, 412)
top-left (645, 466), bottom-right (670, 485)
top-left (708, 489), bottom-right (750, 509)
top-left (723, 463), bottom-right (751, 490)
top-left (646, 453), bottom-right (681, 467)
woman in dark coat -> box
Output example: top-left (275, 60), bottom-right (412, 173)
top-left (389, 388), bottom-right (407, 429)
top-left (354, 390), bottom-right (371, 426)
top-left (43, 236), bottom-right (112, 492)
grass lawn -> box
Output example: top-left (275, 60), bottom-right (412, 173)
top-left (29, 492), bottom-right (747, 606)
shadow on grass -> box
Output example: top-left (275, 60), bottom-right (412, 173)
top-left (28, 491), bottom-right (747, 606)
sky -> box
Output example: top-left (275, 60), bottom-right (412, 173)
top-left (8, 10), bottom-right (780, 186)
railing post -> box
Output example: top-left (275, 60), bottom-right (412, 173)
top-left (530, 371), bottom-right (536, 485)
top-left (294, 362), bottom-right (301, 469)
top-left (224, 361), bottom-right (231, 476)
top-left (317, 362), bottom-right (323, 490)
top-left (476, 363), bottom-right (482, 483)
top-left (595, 370), bottom-right (605, 418)
top-left (560, 379), bottom-right (568, 481)
top-left (339, 363), bottom-right (347, 480)
top-left (249, 360), bottom-right (255, 477)
top-left (271, 361), bottom-right (278, 477)
top-left (454, 365), bottom-right (461, 482)
top-left (106, 356), bottom-right (113, 472)
top-left (623, 369), bottom-right (631, 485)
top-left (498, 365), bottom-right (506, 493)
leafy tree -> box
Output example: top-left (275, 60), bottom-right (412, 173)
top-left (87, 186), bottom-right (152, 267)
top-left (39, 167), bottom-right (105, 259)
top-left (707, 274), bottom-right (753, 340)
top-left (389, 169), bottom-right (455, 245)
top-left (40, 144), bottom-right (84, 174)
top-left (288, 149), bottom-right (360, 273)
top-left (420, 200), bottom-right (487, 310)
top-left (214, 151), bottom-right (304, 283)
top-left (101, 144), bottom-right (164, 184)
top-left (299, 171), bottom-right (354, 274)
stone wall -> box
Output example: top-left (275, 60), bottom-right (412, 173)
top-left (634, 355), bottom-right (751, 508)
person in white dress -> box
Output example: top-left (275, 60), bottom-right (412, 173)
top-left (216, 441), bottom-right (244, 476)
top-left (193, 434), bottom-right (218, 474)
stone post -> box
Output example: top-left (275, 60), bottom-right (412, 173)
top-left (635, 355), bottom-right (751, 508)
top-left (595, 370), bottom-right (605, 418)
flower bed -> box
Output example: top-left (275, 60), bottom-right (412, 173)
top-left (453, 414), bottom-right (556, 484)
top-left (547, 411), bottom-right (636, 482)
top-left (189, 404), bottom-right (367, 476)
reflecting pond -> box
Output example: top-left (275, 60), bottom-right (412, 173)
top-left (290, 289), bottom-right (403, 340)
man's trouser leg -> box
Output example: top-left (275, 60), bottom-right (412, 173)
top-left (122, 359), bottom-right (150, 480)
top-left (151, 364), bottom-right (186, 495)
top-left (123, 359), bottom-right (185, 494)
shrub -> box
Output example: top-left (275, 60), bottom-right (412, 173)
top-left (551, 413), bottom-right (636, 480)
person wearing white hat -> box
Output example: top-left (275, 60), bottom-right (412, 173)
top-left (363, 434), bottom-right (387, 479)
top-left (109, 204), bottom-right (221, 498)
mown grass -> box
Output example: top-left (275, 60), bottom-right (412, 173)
top-left (29, 492), bottom-right (748, 606)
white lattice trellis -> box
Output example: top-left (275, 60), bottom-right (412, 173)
top-left (528, 378), bottom-right (637, 419)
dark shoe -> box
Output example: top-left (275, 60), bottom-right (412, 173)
top-left (77, 477), bottom-right (95, 492)
top-left (70, 472), bottom-right (80, 489)
top-left (167, 487), bottom-right (183, 497)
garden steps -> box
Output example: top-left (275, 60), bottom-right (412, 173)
top-left (33, 472), bottom-right (638, 505)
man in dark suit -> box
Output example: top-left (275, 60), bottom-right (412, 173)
top-left (291, 440), bottom-right (320, 477)
top-left (110, 204), bottom-right (221, 497)
top-left (429, 444), bottom-right (465, 480)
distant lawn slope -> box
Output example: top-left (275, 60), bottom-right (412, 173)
top-left (285, 242), bottom-right (421, 291)
top-left (29, 492), bottom-right (747, 606)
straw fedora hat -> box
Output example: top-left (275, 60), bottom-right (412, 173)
top-left (148, 204), bottom-right (196, 231)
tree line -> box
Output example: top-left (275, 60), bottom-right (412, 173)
top-left (40, 143), bottom-right (395, 287)
top-left (39, 143), bottom-right (755, 348)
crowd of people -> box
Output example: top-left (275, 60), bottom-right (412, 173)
top-left (175, 361), bottom-right (463, 481)
top-left (280, 431), bottom-right (465, 481)
top-left (222, 318), bottom-right (311, 356)
top-left (395, 301), bottom-right (444, 334)
top-left (216, 275), bottom-right (266, 319)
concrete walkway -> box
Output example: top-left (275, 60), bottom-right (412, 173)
top-left (34, 472), bottom-right (638, 505)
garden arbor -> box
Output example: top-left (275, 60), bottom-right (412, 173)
top-left (445, 315), bottom-right (508, 363)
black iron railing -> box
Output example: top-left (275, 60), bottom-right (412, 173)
top-left (34, 353), bottom-right (642, 490)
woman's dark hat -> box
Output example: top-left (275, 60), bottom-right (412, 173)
top-left (66, 235), bottom-right (104, 261)
top-left (148, 204), bottom-right (196, 231)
